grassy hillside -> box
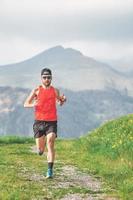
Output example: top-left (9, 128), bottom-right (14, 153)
top-left (68, 114), bottom-right (133, 200)
top-left (0, 114), bottom-right (132, 199)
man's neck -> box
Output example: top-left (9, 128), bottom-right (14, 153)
top-left (42, 84), bottom-right (51, 89)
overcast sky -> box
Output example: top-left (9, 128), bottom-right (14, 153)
top-left (0, 0), bottom-right (133, 65)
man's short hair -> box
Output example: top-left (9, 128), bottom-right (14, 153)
top-left (41, 68), bottom-right (52, 76)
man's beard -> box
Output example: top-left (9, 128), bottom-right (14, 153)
top-left (44, 81), bottom-right (51, 87)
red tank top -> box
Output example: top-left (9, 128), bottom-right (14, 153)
top-left (34, 86), bottom-right (57, 121)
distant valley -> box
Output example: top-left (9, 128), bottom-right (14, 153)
top-left (0, 86), bottom-right (133, 138)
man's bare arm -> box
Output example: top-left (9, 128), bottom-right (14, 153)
top-left (24, 88), bottom-right (38, 108)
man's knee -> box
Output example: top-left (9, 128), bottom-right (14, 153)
top-left (47, 132), bottom-right (56, 140)
top-left (47, 138), bottom-right (54, 147)
top-left (47, 133), bottom-right (55, 147)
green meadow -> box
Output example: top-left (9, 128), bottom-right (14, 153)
top-left (0, 114), bottom-right (132, 200)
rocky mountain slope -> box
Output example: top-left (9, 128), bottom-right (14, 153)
top-left (0, 86), bottom-right (133, 138)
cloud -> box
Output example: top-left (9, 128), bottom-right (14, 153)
top-left (0, 0), bottom-right (133, 64)
top-left (1, 5), bottom-right (133, 42)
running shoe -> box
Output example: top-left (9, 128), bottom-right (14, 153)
top-left (38, 150), bottom-right (43, 156)
top-left (46, 168), bottom-right (53, 178)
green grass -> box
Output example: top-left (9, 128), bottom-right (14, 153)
top-left (0, 114), bottom-right (133, 199)
top-left (56, 114), bottom-right (133, 200)
top-left (0, 135), bottom-right (34, 144)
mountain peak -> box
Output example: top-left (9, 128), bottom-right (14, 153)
top-left (44, 45), bottom-right (64, 53)
top-left (49, 45), bottom-right (64, 51)
top-left (65, 47), bottom-right (83, 56)
top-left (44, 45), bottom-right (83, 57)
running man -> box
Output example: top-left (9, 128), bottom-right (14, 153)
top-left (24, 68), bottom-right (66, 178)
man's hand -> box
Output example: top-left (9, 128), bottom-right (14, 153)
top-left (59, 94), bottom-right (66, 106)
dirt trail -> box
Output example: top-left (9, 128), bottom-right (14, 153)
top-left (29, 146), bottom-right (119, 200)
top-left (55, 165), bottom-right (119, 200)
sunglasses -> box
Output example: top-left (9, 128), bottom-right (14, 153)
top-left (42, 75), bottom-right (52, 80)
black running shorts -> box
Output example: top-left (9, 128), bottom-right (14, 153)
top-left (33, 120), bottom-right (57, 138)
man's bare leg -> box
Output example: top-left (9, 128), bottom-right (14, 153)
top-left (35, 135), bottom-right (46, 155)
top-left (46, 132), bottom-right (56, 177)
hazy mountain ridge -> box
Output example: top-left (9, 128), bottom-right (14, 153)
top-left (0, 46), bottom-right (133, 138)
top-left (0, 46), bottom-right (133, 95)
top-left (108, 57), bottom-right (133, 73)
top-left (0, 86), bottom-right (133, 138)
